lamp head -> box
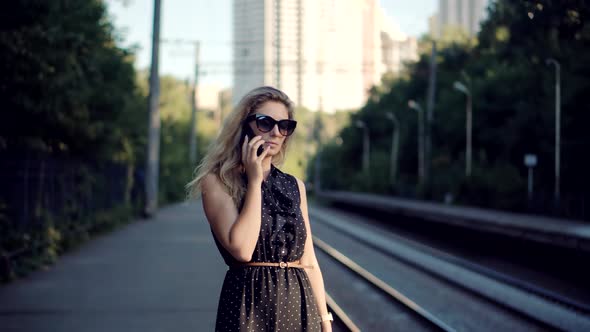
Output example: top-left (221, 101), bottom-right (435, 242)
top-left (453, 81), bottom-right (469, 95)
top-left (545, 58), bottom-right (559, 68)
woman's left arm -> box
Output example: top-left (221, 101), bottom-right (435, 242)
top-left (296, 178), bottom-right (332, 332)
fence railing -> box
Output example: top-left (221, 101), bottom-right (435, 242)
top-left (0, 151), bottom-right (144, 281)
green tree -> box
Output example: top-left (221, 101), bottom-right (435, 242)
top-left (0, 0), bottom-right (149, 281)
top-left (0, 0), bottom-right (145, 162)
top-left (317, 0), bottom-right (590, 218)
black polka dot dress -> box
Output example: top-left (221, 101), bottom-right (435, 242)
top-left (212, 164), bottom-right (322, 331)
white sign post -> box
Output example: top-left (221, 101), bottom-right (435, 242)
top-left (524, 154), bottom-right (538, 202)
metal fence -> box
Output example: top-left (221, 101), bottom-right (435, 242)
top-left (0, 151), bottom-right (143, 279)
top-left (1, 152), bottom-right (132, 224)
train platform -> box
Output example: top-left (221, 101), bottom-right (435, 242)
top-left (317, 190), bottom-right (590, 252)
top-left (0, 202), bottom-right (225, 332)
top-left (1, 199), bottom-right (587, 331)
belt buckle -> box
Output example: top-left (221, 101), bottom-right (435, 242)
top-left (279, 262), bottom-right (287, 268)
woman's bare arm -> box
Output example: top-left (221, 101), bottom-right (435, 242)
top-left (201, 135), bottom-right (268, 262)
top-left (201, 174), bottom-right (262, 262)
top-left (297, 178), bottom-right (332, 332)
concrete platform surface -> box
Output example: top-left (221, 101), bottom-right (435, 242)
top-left (0, 201), bottom-right (225, 332)
top-left (318, 190), bottom-right (590, 251)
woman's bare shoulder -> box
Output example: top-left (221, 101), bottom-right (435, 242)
top-left (201, 173), bottom-right (237, 225)
top-left (292, 176), bottom-right (308, 201)
top-left (293, 176), bottom-right (306, 190)
top-left (201, 173), bottom-right (228, 198)
top-left (201, 172), bottom-right (219, 188)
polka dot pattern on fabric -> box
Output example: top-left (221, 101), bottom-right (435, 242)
top-left (211, 164), bottom-right (321, 331)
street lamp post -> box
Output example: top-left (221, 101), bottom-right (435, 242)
top-left (145, 0), bottom-right (162, 217)
top-left (313, 112), bottom-right (324, 192)
top-left (408, 100), bottom-right (425, 184)
top-left (453, 81), bottom-right (472, 177)
top-left (355, 120), bottom-right (370, 173)
top-left (386, 112), bottom-right (400, 187)
top-left (546, 58), bottom-right (561, 206)
top-left (189, 42), bottom-right (200, 164)
top-left (524, 154), bottom-right (538, 206)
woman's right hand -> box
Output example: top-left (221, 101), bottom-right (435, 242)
top-left (241, 135), bottom-right (269, 185)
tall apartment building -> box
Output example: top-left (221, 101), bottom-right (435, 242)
top-left (378, 9), bottom-right (418, 75)
top-left (433, 0), bottom-right (488, 38)
top-left (233, 0), bottom-right (416, 112)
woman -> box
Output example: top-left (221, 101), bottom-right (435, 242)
top-left (187, 86), bottom-right (333, 331)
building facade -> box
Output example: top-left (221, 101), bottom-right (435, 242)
top-left (232, 0), bottom-right (416, 112)
top-left (378, 8), bottom-right (418, 75)
top-left (435, 0), bottom-right (488, 37)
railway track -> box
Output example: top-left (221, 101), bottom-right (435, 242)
top-left (319, 237), bottom-right (456, 332)
top-left (310, 205), bottom-right (590, 331)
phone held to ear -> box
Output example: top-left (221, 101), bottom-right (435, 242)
top-left (243, 125), bottom-right (264, 156)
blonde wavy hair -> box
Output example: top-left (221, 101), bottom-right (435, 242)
top-left (185, 86), bottom-right (295, 208)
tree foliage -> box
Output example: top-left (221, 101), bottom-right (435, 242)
top-left (0, 0), bottom-right (145, 162)
top-left (317, 0), bottom-right (590, 218)
top-left (0, 0), bottom-right (151, 281)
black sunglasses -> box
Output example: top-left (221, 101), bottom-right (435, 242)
top-left (243, 114), bottom-right (297, 136)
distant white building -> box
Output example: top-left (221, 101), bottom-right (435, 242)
top-left (431, 0), bottom-right (488, 38)
top-left (378, 8), bottom-right (418, 75)
top-left (196, 84), bottom-right (224, 111)
top-left (232, 0), bottom-right (417, 113)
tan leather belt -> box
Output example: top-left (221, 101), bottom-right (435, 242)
top-left (232, 261), bottom-right (314, 269)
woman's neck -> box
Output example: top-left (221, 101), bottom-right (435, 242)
top-left (262, 157), bottom-right (272, 179)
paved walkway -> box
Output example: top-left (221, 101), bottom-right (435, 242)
top-left (0, 201), bottom-right (224, 332)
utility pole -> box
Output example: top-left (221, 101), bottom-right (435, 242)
top-left (313, 111), bottom-right (324, 193)
top-left (189, 42), bottom-right (200, 164)
top-left (386, 112), bottom-right (400, 188)
top-left (355, 120), bottom-right (370, 174)
top-left (160, 38), bottom-right (201, 163)
top-left (145, 0), bottom-right (162, 217)
top-left (409, 100), bottom-right (425, 185)
top-left (466, 91), bottom-right (472, 177)
top-left (546, 58), bottom-right (561, 207)
top-left (296, 0), bottom-right (303, 105)
top-left (453, 81), bottom-right (472, 177)
top-left (275, 0), bottom-right (281, 89)
top-left (425, 41), bottom-right (437, 184)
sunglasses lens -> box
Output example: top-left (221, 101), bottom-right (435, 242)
top-left (256, 117), bottom-right (275, 132)
top-left (279, 121), bottom-right (297, 136)
top-left (251, 115), bottom-right (296, 136)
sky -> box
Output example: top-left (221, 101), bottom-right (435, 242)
top-left (106, 0), bottom-right (437, 88)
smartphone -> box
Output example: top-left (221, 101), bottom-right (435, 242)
top-left (242, 125), bottom-right (264, 156)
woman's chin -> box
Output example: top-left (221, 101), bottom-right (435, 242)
top-left (265, 147), bottom-right (279, 156)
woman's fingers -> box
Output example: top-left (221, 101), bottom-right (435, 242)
top-left (257, 144), bottom-right (270, 160)
top-left (250, 138), bottom-right (265, 159)
top-left (248, 135), bottom-right (263, 149)
top-left (242, 135), bottom-right (265, 162)
top-left (241, 135), bottom-right (249, 163)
